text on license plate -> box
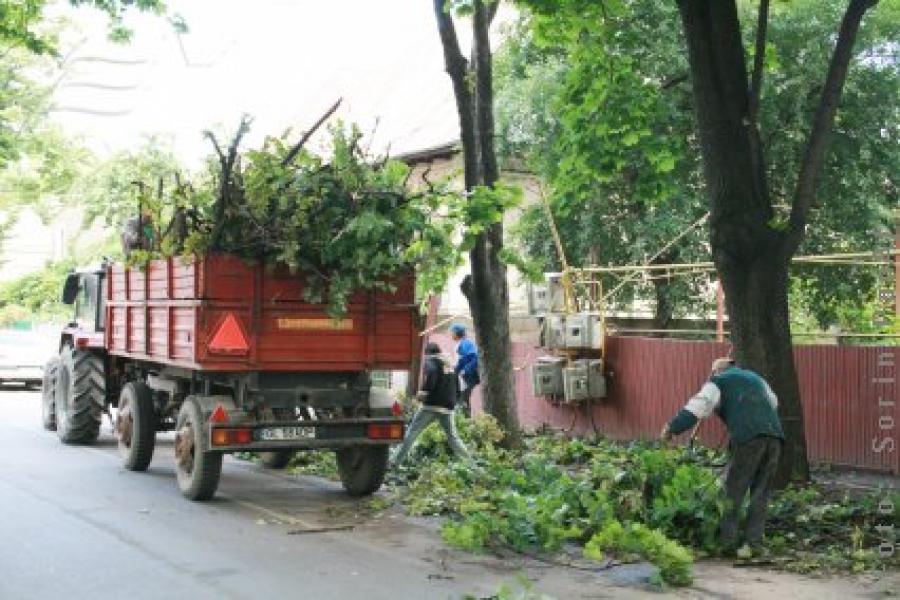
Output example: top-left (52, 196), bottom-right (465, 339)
top-left (259, 426), bottom-right (315, 441)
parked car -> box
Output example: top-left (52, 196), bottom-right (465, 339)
top-left (0, 330), bottom-right (55, 388)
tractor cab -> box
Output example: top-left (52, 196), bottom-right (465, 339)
top-left (62, 263), bottom-right (107, 335)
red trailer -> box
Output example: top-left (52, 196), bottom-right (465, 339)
top-left (42, 254), bottom-right (416, 500)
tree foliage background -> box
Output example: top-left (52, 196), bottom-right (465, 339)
top-left (501, 0), bottom-right (898, 334)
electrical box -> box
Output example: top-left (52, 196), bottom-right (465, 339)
top-left (545, 273), bottom-right (567, 313)
top-left (527, 283), bottom-right (550, 315)
top-left (563, 363), bottom-right (591, 403)
top-left (531, 356), bottom-right (565, 396)
top-left (584, 359), bottom-right (607, 399)
top-left (562, 359), bottom-right (606, 402)
top-left (564, 312), bottom-right (604, 349)
top-left (545, 314), bottom-right (567, 349)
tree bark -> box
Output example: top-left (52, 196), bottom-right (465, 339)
top-left (720, 252), bottom-right (810, 483)
top-left (650, 251), bottom-right (677, 334)
top-left (433, 0), bottom-right (522, 447)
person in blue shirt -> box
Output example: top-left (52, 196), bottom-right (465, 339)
top-left (661, 357), bottom-right (784, 556)
top-left (450, 323), bottom-right (480, 418)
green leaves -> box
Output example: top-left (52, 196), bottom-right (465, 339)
top-left (584, 520), bottom-right (694, 587)
top-left (117, 120), bottom-right (475, 318)
top-left (498, 1), bottom-right (709, 322)
top-left (392, 429), bottom-right (900, 586)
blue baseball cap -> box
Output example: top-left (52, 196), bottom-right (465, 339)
top-left (449, 323), bottom-right (466, 336)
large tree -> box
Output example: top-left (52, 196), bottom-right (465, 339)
top-left (501, 0), bottom-right (898, 335)
top-left (432, 0), bottom-right (522, 446)
top-left (519, 0), bottom-right (884, 484)
top-left (676, 0), bottom-right (879, 484)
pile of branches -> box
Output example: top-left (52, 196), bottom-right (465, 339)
top-left (144, 102), bottom-right (463, 316)
top-left (381, 421), bottom-right (900, 587)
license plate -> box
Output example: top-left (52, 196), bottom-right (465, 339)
top-left (259, 426), bottom-right (315, 441)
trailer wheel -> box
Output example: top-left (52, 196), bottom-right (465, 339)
top-left (258, 450), bottom-right (295, 469)
top-left (41, 356), bottom-right (60, 431)
top-left (336, 445), bottom-right (389, 497)
top-left (56, 348), bottom-right (104, 444)
top-left (117, 382), bottom-right (157, 471)
top-left (175, 398), bottom-right (222, 501)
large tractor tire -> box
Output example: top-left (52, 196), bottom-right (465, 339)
top-left (55, 348), bottom-right (104, 444)
top-left (175, 398), bottom-right (222, 501)
top-left (258, 450), bottom-right (295, 469)
top-left (336, 445), bottom-right (389, 497)
top-left (117, 381), bottom-right (157, 471)
top-left (41, 356), bottom-right (60, 431)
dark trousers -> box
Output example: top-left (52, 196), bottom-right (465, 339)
top-left (457, 385), bottom-right (474, 418)
top-left (721, 435), bottom-right (782, 547)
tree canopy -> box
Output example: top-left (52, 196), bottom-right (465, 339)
top-left (503, 0), bottom-right (898, 334)
top-left (0, 0), bottom-right (171, 54)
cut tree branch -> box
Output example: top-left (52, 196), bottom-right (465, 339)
top-left (787, 0), bottom-right (878, 253)
top-left (281, 98), bottom-right (342, 167)
top-left (748, 0), bottom-right (769, 125)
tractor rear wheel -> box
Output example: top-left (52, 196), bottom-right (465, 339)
top-left (55, 348), bottom-right (104, 444)
top-left (41, 356), bottom-right (60, 431)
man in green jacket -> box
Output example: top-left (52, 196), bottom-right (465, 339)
top-left (661, 357), bottom-right (785, 554)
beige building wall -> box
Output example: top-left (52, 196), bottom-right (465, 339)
top-left (405, 147), bottom-right (542, 342)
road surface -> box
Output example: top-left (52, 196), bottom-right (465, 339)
top-left (2, 386), bottom-right (897, 599)
top-left (0, 387), bottom-right (612, 599)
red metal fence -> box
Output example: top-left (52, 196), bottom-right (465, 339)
top-left (452, 336), bottom-right (899, 474)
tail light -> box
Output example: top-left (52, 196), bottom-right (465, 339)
top-left (368, 423), bottom-right (404, 440)
top-left (211, 428), bottom-right (253, 446)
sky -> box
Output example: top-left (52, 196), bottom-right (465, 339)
top-left (49, 0), bottom-right (464, 165)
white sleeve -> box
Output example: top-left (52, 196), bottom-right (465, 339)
top-left (683, 382), bottom-right (721, 419)
top-left (763, 380), bottom-right (778, 409)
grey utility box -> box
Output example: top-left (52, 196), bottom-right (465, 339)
top-left (584, 359), bottom-right (607, 398)
top-left (545, 314), bottom-right (567, 349)
top-left (564, 312), bottom-right (604, 350)
top-left (563, 363), bottom-right (591, 403)
top-left (531, 356), bottom-right (566, 396)
top-left (545, 272), bottom-right (567, 313)
top-left (527, 283), bottom-right (550, 315)
top-left (563, 359), bottom-right (606, 402)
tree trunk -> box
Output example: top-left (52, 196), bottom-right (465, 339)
top-left (677, 0), bottom-right (807, 486)
top-left (650, 276), bottom-right (675, 335)
top-left (719, 252), bottom-right (810, 485)
top-left (650, 251), bottom-right (677, 335)
top-left (433, 0), bottom-right (522, 447)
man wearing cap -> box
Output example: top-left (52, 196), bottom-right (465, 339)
top-left (450, 324), bottom-right (480, 418)
top-left (661, 357), bottom-right (785, 555)
top-left (391, 342), bottom-right (470, 466)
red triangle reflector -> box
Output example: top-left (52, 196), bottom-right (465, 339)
top-left (210, 405), bottom-right (229, 423)
top-left (209, 313), bottom-right (250, 356)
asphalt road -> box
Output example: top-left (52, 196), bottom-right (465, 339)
top-left (9, 387), bottom-right (895, 600)
top-left (0, 387), bottom-right (620, 600)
